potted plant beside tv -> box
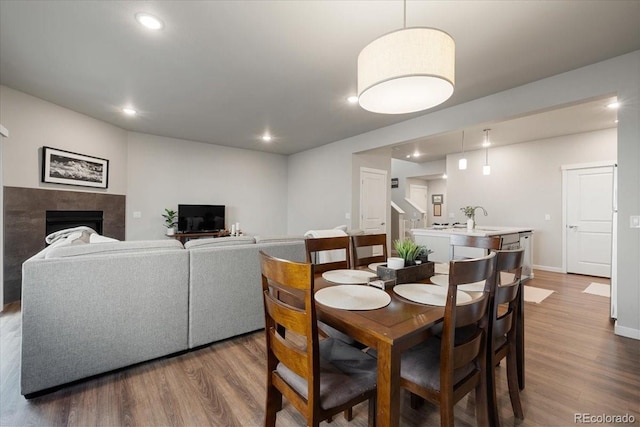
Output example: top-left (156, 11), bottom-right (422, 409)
top-left (162, 208), bottom-right (177, 236)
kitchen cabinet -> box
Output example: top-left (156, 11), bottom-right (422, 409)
top-left (412, 227), bottom-right (534, 281)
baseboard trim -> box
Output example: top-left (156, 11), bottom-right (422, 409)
top-left (614, 322), bottom-right (640, 340)
top-left (533, 265), bottom-right (563, 273)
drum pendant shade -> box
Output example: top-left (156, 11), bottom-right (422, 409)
top-left (358, 27), bottom-right (455, 114)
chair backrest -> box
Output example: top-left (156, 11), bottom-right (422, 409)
top-left (450, 234), bottom-right (501, 260)
top-left (305, 236), bottom-right (351, 275)
top-left (440, 252), bottom-right (497, 395)
top-left (350, 233), bottom-right (388, 268)
top-left (259, 251), bottom-right (321, 415)
top-left (491, 249), bottom-right (524, 348)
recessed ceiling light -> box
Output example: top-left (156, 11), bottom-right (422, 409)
top-left (347, 95), bottom-right (359, 104)
top-left (412, 151), bottom-right (420, 158)
top-left (262, 134), bottom-right (272, 142)
top-left (615, 119), bottom-right (619, 123)
top-left (482, 141), bottom-right (491, 147)
top-left (406, 155), bottom-right (411, 159)
top-left (122, 107), bottom-right (137, 116)
top-left (135, 13), bottom-right (164, 30)
top-left (607, 101), bottom-right (620, 109)
top-left (442, 173), bottom-right (447, 179)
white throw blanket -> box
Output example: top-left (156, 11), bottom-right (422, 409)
top-left (304, 229), bottom-right (348, 264)
top-left (45, 226), bottom-right (97, 245)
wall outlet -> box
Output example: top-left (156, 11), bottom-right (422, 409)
top-left (545, 214), bottom-right (551, 221)
top-left (133, 211), bottom-right (142, 219)
top-left (631, 215), bottom-right (640, 228)
top-left (449, 213), bottom-right (456, 219)
top-left (345, 212), bottom-right (351, 220)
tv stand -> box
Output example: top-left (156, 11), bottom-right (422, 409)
top-left (171, 230), bottom-right (231, 244)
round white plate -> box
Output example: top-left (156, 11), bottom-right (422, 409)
top-left (394, 283), bottom-right (472, 306)
top-left (315, 285), bottom-right (391, 310)
top-left (429, 274), bottom-right (486, 292)
top-left (368, 262), bottom-right (386, 272)
top-left (322, 269), bottom-right (377, 284)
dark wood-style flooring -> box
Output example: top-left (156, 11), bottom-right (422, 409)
top-left (1, 270), bottom-right (638, 426)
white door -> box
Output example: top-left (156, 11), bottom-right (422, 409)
top-left (566, 166), bottom-right (614, 277)
top-left (360, 168), bottom-right (388, 239)
top-left (409, 184), bottom-right (428, 212)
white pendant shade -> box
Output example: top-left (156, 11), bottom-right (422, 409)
top-left (483, 164), bottom-right (491, 175)
top-left (459, 158), bottom-right (467, 170)
top-left (358, 27), bottom-right (455, 114)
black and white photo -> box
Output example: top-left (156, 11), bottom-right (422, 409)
top-left (42, 147), bottom-right (109, 188)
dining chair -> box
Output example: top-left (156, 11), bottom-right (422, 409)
top-left (305, 236), bottom-right (352, 275)
top-left (487, 249), bottom-right (525, 426)
top-left (259, 251), bottom-right (377, 427)
top-left (351, 233), bottom-right (388, 268)
top-left (400, 252), bottom-right (497, 427)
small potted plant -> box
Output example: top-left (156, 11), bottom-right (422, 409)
top-left (416, 245), bottom-right (434, 263)
top-left (162, 208), bottom-right (177, 236)
top-left (460, 206), bottom-right (488, 230)
top-left (393, 239), bottom-right (422, 267)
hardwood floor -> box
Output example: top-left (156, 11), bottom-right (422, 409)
top-left (1, 270), bottom-right (638, 426)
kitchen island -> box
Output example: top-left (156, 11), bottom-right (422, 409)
top-left (412, 226), bottom-right (534, 280)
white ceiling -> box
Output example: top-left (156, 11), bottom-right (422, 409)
top-left (1, 1), bottom-right (638, 156)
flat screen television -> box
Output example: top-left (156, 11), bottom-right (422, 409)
top-left (178, 204), bottom-right (225, 233)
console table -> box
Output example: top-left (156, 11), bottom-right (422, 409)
top-left (171, 230), bottom-right (230, 244)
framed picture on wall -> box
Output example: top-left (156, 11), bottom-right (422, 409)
top-left (434, 204), bottom-right (442, 216)
top-left (432, 194), bottom-right (443, 204)
top-left (41, 146), bottom-right (109, 189)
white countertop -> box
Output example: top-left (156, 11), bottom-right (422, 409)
top-left (411, 226), bottom-right (533, 237)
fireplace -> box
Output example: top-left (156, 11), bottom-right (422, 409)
top-left (46, 210), bottom-right (104, 238)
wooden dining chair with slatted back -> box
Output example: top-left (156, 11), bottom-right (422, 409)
top-left (351, 233), bottom-right (388, 269)
top-left (304, 236), bottom-right (352, 275)
top-left (259, 251), bottom-right (377, 427)
top-left (487, 249), bottom-right (525, 426)
top-left (400, 252), bottom-right (497, 427)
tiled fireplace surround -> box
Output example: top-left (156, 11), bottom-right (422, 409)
top-left (3, 186), bottom-right (125, 303)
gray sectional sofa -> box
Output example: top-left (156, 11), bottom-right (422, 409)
top-left (20, 235), bottom-right (306, 396)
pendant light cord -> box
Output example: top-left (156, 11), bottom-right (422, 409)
top-left (403, 0), bottom-right (407, 29)
top-left (461, 130), bottom-right (465, 154)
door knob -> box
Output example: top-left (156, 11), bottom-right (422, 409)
top-left (568, 225), bottom-right (578, 229)
top-left (381, 222), bottom-right (385, 226)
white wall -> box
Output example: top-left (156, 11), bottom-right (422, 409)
top-left (0, 85), bottom-right (128, 194)
top-left (288, 51), bottom-right (639, 339)
top-left (444, 128), bottom-right (616, 271)
top-left (390, 159), bottom-right (446, 225)
top-left (0, 124), bottom-right (7, 310)
top-left (126, 132), bottom-right (289, 240)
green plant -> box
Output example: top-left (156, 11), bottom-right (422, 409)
top-left (162, 208), bottom-right (177, 228)
top-left (460, 205), bottom-right (488, 219)
top-left (393, 239), bottom-right (422, 262)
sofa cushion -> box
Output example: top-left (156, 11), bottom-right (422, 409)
top-left (184, 236), bottom-right (255, 249)
top-left (254, 235), bottom-right (306, 244)
top-left (44, 239), bottom-right (183, 259)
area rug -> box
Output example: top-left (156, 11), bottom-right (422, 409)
top-left (583, 282), bottom-right (610, 297)
top-left (523, 285), bottom-right (555, 304)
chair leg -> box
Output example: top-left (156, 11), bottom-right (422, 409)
top-left (368, 397), bottom-right (377, 427)
top-left (410, 392), bottom-right (424, 409)
top-left (487, 354), bottom-right (501, 427)
top-left (440, 401), bottom-right (455, 427)
top-left (507, 350), bottom-right (524, 419)
top-left (343, 408), bottom-right (353, 421)
top-left (264, 385), bottom-right (281, 427)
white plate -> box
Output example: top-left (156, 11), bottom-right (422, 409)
top-left (394, 283), bottom-right (472, 306)
top-left (322, 269), bottom-right (377, 284)
top-left (429, 274), bottom-right (486, 292)
top-left (315, 285), bottom-right (391, 310)
top-left (368, 262), bottom-right (386, 272)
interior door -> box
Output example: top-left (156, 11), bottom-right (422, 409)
top-left (360, 168), bottom-right (388, 249)
top-left (566, 166), bottom-right (614, 277)
top-left (409, 184), bottom-right (428, 212)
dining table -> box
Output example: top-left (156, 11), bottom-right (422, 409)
top-left (313, 271), bottom-right (444, 427)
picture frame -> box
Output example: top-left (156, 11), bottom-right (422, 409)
top-left (432, 194), bottom-right (443, 204)
top-left (434, 204), bottom-right (442, 216)
top-left (41, 146), bottom-right (109, 189)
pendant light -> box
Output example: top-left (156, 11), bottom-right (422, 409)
top-left (357, 0), bottom-right (455, 114)
top-left (483, 129), bottom-right (491, 175)
top-left (458, 131), bottom-right (467, 170)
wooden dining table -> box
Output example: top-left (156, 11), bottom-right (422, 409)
top-left (314, 274), bottom-right (444, 427)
